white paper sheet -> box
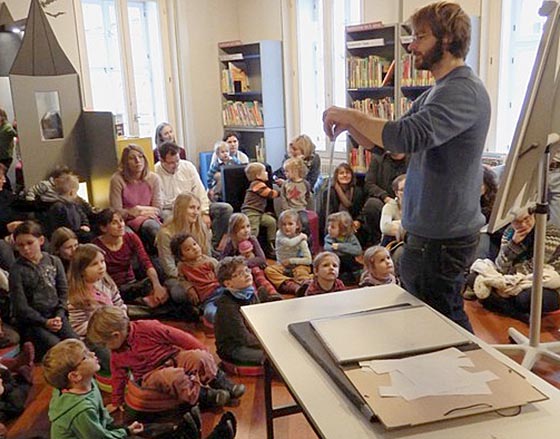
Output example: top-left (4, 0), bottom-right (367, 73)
top-left (360, 348), bottom-right (499, 401)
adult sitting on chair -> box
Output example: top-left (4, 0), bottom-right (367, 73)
top-left (361, 151), bottom-right (408, 246)
top-left (155, 141), bottom-right (233, 250)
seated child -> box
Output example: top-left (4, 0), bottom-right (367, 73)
top-left (68, 244), bottom-right (127, 372)
top-left (279, 157), bottom-right (312, 239)
top-left (359, 246), bottom-right (398, 287)
top-left (207, 140), bottom-right (241, 202)
top-left (50, 227), bottom-right (79, 272)
top-left (238, 240), bottom-right (281, 301)
top-left (44, 340), bottom-right (237, 439)
top-left (47, 173), bottom-right (92, 242)
top-left (221, 213), bottom-right (268, 268)
top-left (9, 221), bottom-right (78, 359)
top-left (214, 256), bottom-right (266, 365)
top-left (43, 339), bottom-right (144, 438)
top-left (170, 233), bottom-right (222, 324)
top-left (86, 306), bottom-right (245, 412)
top-left (324, 211), bottom-right (363, 284)
top-left (241, 162), bottom-right (278, 257)
top-left (264, 209), bottom-right (313, 295)
top-left (298, 251), bottom-right (346, 297)
top-left (0, 341), bottom-right (34, 435)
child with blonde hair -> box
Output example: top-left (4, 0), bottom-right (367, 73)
top-left (207, 140), bottom-right (240, 202)
top-left (324, 211), bottom-right (363, 284)
top-left (47, 173), bottom-right (92, 241)
top-left (360, 245), bottom-right (398, 287)
top-left (298, 251), bottom-right (346, 296)
top-left (87, 305), bottom-right (245, 412)
top-left (265, 209), bottom-right (313, 294)
top-left (221, 213), bottom-right (267, 268)
top-left (241, 162), bottom-right (278, 257)
top-left (273, 134), bottom-right (321, 189)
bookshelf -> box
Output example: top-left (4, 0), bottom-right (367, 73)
top-left (345, 22), bottom-right (434, 172)
top-left (218, 40), bottom-right (286, 169)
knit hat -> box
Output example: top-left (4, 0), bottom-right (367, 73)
top-left (238, 240), bottom-right (254, 254)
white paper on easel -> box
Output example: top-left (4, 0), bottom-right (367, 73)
top-left (360, 348), bottom-right (499, 401)
top-left (311, 305), bottom-right (471, 363)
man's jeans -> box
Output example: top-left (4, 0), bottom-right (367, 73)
top-left (399, 232), bottom-right (479, 332)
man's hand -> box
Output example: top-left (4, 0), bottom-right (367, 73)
top-left (323, 106), bottom-right (353, 140)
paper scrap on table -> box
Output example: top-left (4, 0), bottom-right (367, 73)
top-left (359, 347), bottom-right (499, 401)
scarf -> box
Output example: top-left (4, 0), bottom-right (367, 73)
top-left (230, 286), bottom-right (255, 301)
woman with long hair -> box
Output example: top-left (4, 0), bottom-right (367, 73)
top-left (156, 192), bottom-right (212, 307)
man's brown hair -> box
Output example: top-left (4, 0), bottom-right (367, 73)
top-left (410, 1), bottom-right (471, 60)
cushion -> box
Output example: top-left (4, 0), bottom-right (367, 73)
top-left (124, 379), bottom-right (184, 413)
top-left (220, 360), bottom-right (264, 377)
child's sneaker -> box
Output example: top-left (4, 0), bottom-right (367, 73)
top-left (198, 387), bottom-right (230, 408)
top-left (210, 369), bottom-right (246, 399)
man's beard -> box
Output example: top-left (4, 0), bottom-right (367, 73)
top-left (415, 38), bottom-right (444, 71)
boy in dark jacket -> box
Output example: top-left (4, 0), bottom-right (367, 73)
top-left (214, 256), bottom-right (265, 365)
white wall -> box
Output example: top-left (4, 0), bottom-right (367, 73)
top-left (172, 0), bottom-right (240, 156)
top-left (237, 0), bottom-right (282, 42)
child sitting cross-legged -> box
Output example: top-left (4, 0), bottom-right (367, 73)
top-left (324, 211), bottom-right (363, 284)
top-left (264, 209), bottom-right (313, 295)
top-left (170, 232), bottom-right (223, 324)
top-left (214, 257), bottom-right (267, 365)
top-left (86, 305), bottom-right (246, 413)
top-left (359, 245), bottom-right (399, 287)
top-left (44, 339), bottom-right (237, 439)
top-left (297, 251), bottom-right (346, 297)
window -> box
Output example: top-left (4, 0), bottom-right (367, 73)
top-left (495, 0), bottom-right (545, 153)
top-left (80, 0), bottom-right (168, 138)
top-left (296, 0), bottom-right (361, 152)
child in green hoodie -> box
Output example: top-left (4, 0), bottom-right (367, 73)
top-left (43, 339), bottom-right (238, 439)
top-left (43, 339), bottom-right (142, 438)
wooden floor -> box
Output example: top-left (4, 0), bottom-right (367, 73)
top-left (6, 298), bottom-right (560, 439)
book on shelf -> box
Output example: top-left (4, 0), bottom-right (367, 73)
top-left (401, 54), bottom-right (435, 87)
top-left (347, 55), bottom-right (391, 89)
top-left (351, 97), bottom-right (395, 120)
top-left (221, 62), bottom-right (250, 94)
top-left (219, 53), bottom-right (244, 62)
top-left (381, 60), bottom-right (395, 87)
top-left (255, 138), bottom-right (266, 163)
top-left (222, 100), bottom-right (264, 127)
top-left (346, 38), bottom-right (385, 49)
top-left (218, 40), bottom-right (243, 48)
top-left (346, 21), bottom-right (383, 32)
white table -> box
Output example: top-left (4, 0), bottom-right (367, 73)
top-left (242, 285), bottom-right (560, 439)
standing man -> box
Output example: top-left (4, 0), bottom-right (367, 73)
top-left (323, 1), bottom-right (491, 331)
top-left (155, 141), bottom-right (233, 249)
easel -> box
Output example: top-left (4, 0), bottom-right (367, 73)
top-left (490, 1), bottom-right (560, 370)
top-left (493, 137), bottom-right (560, 369)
